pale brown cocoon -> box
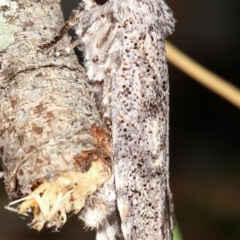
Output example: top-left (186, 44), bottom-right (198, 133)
top-left (0, 0), bottom-right (111, 231)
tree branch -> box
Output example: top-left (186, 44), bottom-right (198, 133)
top-left (0, 0), bottom-right (111, 231)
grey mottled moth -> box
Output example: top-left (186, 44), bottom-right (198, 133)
top-left (42, 0), bottom-right (175, 239)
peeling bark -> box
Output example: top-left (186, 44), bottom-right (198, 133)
top-left (0, 0), bottom-right (111, 230)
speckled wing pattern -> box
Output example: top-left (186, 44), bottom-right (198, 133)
top-left (74, 0), bottom-right (175, 239)
top-left (111, 19), bottom-right (174, 240)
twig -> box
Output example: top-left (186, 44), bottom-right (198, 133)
top-left (166, 41), bottom-right (240, 108)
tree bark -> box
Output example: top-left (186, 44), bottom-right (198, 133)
top-left (0, 0), bottom-right (111, 231)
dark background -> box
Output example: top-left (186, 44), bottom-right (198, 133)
top-left (0, 0), bottom-right (239, 239)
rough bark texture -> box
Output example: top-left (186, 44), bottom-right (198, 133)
top-left (0, 0), bottom-right (111, 231)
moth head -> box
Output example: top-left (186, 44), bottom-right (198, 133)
top-left (80, 0), bottom-right (175, 37)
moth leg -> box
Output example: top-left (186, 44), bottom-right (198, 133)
top-left (39, 5), bottom-right (83, 49)
top-left (65, 38), bottom-right (83, 53)
top-left (79, 175), bottom-right (124, 240)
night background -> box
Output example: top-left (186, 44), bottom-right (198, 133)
top-left (0, 0), bottom-right (239, 239)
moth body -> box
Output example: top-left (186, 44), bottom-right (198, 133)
top-left (73, 0), bottom-right (175, 239)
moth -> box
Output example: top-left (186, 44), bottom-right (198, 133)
top-left (41, 0), bottom-right (175, 239)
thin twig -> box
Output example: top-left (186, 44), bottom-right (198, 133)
top-left (166, 41), bottom-right (240, 108)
